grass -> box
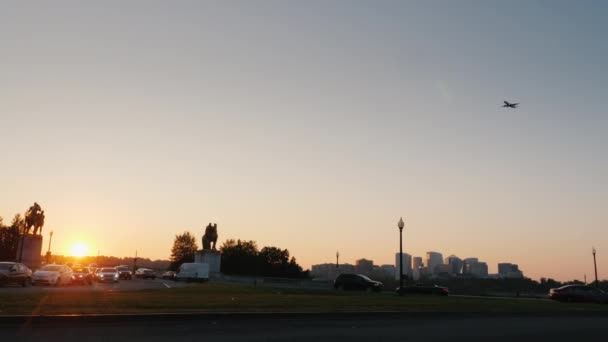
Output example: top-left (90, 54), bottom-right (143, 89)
top-left (1, 282), bottom-right (607, 315)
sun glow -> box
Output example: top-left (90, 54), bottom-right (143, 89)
top-left (70, 242), bottom-right (89, 257)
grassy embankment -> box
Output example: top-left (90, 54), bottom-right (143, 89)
top-left (1, 283), bottom-right (607, 315)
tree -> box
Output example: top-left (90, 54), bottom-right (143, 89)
top-left (219, 240), bottom-right (307, 278)
top-left (0, 215), bottom-right (21, 261)
top-left (169, 231), bottom-right (198, 270)
top-left (220, 239), bottom-right (259, 276)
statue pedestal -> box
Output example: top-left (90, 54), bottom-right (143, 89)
top-left (17, 234), bottom-right (43, 269)
top-left (194, 250), bottom-right (221, 276)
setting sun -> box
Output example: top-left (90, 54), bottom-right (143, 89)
top-left (70, 242), bottom-right (89, 258)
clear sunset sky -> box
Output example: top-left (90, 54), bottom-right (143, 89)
top-left (1, 1), bottom-right (606, 281)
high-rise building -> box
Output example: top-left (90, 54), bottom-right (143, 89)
top-left (462, 257), bottom-right (479, 275)
top-left (445, 255), bottom-right (463, 275)
top-left (394, 253), bottom-right (412, 280)
top-left (425, 252), bottom-right (443, 274)
top-left (355, 258), bottom-right (374, 276)
top-left (412, 257), bottom-right (423, 280)
top-left (498, 263), bottom-right (523, 278)
top-left (463, 258), bottom-right (488, 278)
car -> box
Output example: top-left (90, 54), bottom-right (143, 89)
top-left (397, 284), bottom-right (449, 296)
top-left (96, 267), bottom-right (120, 283)
top-left (71, 267), bottom-right (93, 285)
top-left (115, 265), bottom-right (133, 280)
top-left (32, 264), bottom-right (73, 286)
top-left (549, 285), bottom-right (608, 304)
top-left (0, 262), bottom-right (32, 287)
top-left (134, 268), bottom-right (156, 279)
top-left (161, 271), bottom-right (176, 280)
top-left (334, 274), bottom-right (383, 292)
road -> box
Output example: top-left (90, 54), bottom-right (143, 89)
top-left (1, 314), bottom-right (607, 341)
top-left (0, 278), bottom-right (192, 293)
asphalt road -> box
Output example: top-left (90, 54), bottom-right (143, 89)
top-left (0, 278), bottom-right (192, 293)
top-left (1, 314), bottom-right (607, 341)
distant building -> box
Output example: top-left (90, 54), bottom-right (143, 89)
top-left (462, 258), bottom-right (479, 275)
top-left (445, 255), bottom-right (463, 275)
top-left (435, 264), bottom-right (452, 276)
top-left (355, 259), bottom-right (374, 276)
top-left (394, 253), bottom-right (412, 280)
top-left (412, 257), bottom-right (423, 280)
top-left (425, 252), bottom-right (443, 275)
top-left (380, 264), bottom-right (396, 278)
top-left (498, 263), bottom-right (524, 278)
top-left (463, 259), bottom-right (488, 278)
top-left (311, 263), bottom-right (355, 280)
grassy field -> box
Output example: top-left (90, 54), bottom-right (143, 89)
top-left (1, 283), bottom-right (607, 315)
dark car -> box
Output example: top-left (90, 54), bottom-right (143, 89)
top-left (549, 285), bottom-right (608, 304)
top-left (334, 274), bottom-right (383, 292)
top-left (134, 268), bottom-right (156, 279)
top-left (397, 284), bottom-right (449, 296)
top-left (0, 262), bottom-right (32, 287)
top-left (115, 266), bottom-right (133, 280)
top-left (71, 267), bottom-right (93, 285)
top-left (162, 271), bottom-right (176, 280)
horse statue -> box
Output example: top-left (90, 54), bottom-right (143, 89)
top-left (202, 223), bottom-right (218, 250)
top-left (24, 202), bottom-right (45, 235)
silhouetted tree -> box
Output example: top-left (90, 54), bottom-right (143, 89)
top-left (169, 231), bottom-right (198, 270)
top-left (220, 240), bottom-right (307, 278)
top-left (220, 239), bottom-right (259, 276)
top-left (0, 215), bottom-right (21, 261)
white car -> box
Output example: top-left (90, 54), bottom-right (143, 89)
top-left (96, 267), bottom-right (120, 283)
top-left (32, 264), bottom-right (73, 286)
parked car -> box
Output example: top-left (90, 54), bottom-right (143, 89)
top-left (0, 262), bottom-right (32, 287)
top-left (175, 263), bottom-right (209, 282)
top-left (32, 264), bottom-right (73, 286)
top-left (397, 284), bottom-right (449, 296)
top-left (96, 267), bottom-right (119, 283)
top-left (115, 266), bottom-right (133, 280)
top-left (162, 271), bottom-right (176, 280)
top-left (549, 285), bottom-right (608, 304)
top-left (334, 274), bottom-right (383, 292)
top-left (71, 267), bottom-right (93, 285)
top-left (134, 268), bottom-right (156, 279)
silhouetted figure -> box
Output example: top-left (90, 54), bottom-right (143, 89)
top-left (202, 223), bottom-right (218, 250)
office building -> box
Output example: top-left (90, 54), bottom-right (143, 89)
top-left (425, 251), bottom-right (443, 274)
top-left (394, 253), bottom-right (412, 280)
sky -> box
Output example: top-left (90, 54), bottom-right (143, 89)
top-left (1, 1), bottom-right (607, 281)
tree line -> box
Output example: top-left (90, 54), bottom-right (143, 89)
top-left (169, 232), bottom-right (309, 278)
top-left (0, 214), bottom-right (24, 261)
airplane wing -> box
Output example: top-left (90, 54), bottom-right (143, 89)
top-left (504, 101), bottom-right (509, 105)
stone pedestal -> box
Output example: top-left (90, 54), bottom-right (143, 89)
top-left (17, 234), bottom-right (43, 269)
top-left (194, 250), bottom-right (221, 275)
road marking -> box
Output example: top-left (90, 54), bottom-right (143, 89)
top-left (163, 283), bottom-right (171, 288)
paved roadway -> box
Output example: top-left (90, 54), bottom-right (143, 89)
top-left (1, 314), bottom-right (607, 341)
top-left (0, 278), bottom-right (192, 293)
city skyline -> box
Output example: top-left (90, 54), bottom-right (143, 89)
top-left (1, 1), bottom-right (607, 282)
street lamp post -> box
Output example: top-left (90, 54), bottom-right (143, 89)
top-left (45, 230), bottom-right (54, 264)
top-left (592, 247), bottom-right (599, 288)
top-left (398, 217), bottom-right (405, 292)
top-left (336, 251), bottom-right (340, 278)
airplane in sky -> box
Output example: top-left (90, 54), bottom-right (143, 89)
top-left (502, 101), bottom-right (519, 108)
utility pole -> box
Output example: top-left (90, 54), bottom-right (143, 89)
top-left (133, 250), bottom-right (138, 272)
top-left (592, 247), bottom-right (599, 288)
